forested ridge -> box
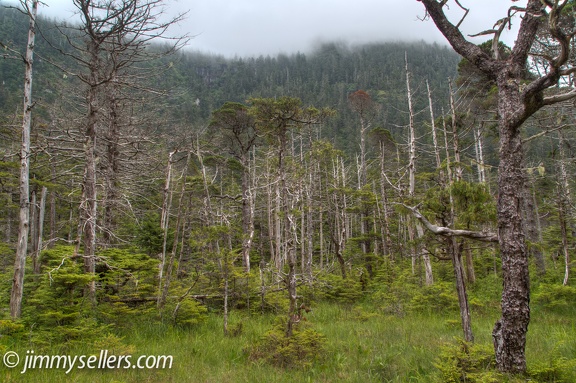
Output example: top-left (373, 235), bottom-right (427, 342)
top-left (0, 5), bottom-right (461, 152)
top-left (0, 2), bottom-right (575, 382)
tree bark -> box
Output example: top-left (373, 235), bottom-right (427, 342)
top-left (492, 79), bottom-right (530, 373)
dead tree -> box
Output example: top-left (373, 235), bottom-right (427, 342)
top-left (210, 102), bottom-right (258, 272)
top-left (250, 97), bottom-right (331, 337)
top-left (404, 55), bottom-right (434, 285)
top-left (417, 0), bottom-right (576, 373)
top-left (50, 0), bottom-right (187, 301)
top-left (10, 0), bottom-right (38, 319)
top-left (556, 131), bottom-right (573, 286)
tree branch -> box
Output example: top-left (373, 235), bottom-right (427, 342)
top-left (397, 203), bottom-right (499, 243)
top-left (542, 88), bottom-right (576, 105)
top-left (418, 0), bottom-right (497, 76)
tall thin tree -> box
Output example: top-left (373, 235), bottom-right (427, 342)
top-left (10, 0), bottom-right (38, 319)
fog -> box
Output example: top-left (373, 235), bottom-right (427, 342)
top-left (36, 0), bottom-right (524, 58)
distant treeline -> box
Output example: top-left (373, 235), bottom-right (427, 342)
top-left (0, 3), bottom-right (460, 154)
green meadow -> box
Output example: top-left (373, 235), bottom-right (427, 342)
top-left (2, 299), bottom-right (574, 383)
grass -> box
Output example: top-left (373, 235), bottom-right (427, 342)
top-left (1, 302), bottom-right (574, 382)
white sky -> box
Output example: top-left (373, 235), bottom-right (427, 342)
top-left (34, 0), bottom-right (526, 58)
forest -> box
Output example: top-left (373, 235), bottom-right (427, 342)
top-left (0, 1), bottom-right (575, 382)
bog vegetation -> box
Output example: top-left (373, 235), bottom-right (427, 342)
top-left (0, 1), bottom-right (575, 382)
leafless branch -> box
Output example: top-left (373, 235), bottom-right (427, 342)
top-left (396, 203), bottom-right (498, 243)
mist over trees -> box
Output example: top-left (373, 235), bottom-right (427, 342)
top-left (0, 1), bottom-right (575, 381)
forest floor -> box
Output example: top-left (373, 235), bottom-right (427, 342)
top-left (1, 301), bottom-right (574, 383)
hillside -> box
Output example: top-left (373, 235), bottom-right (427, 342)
top-left (0, 5), bottom-right (460, 154)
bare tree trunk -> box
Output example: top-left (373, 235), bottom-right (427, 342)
top-left (30, 191), bottom-right (37, 257)
top-left (158, 150), bottom-right (176, 306)
top-left (49, 163), bottom-right (57, 248)
top-left (524, 179), bottom-right (545, 275)
top-left (305, 174), bottom-right (314, 280)
top-left (474, 123), bottom-right (487, 183)
top-left (80, 37), bottom-right (103, 302)
top-left (159, 151), bottom-right (190, 309)
top-left (448, 79), bottom-right (462, 182)
top-left (285, 170), bottom-right (300, 336)
top-left (259, 259), bottom-right (266, 314)
top-left (274, 176), bottom-right (282, 268)
top-left (332, 204), bottom-right (347, 279)
top-left (451, 237), bottom-right (474, 342)
top-left (82, 135), bottom-right (98, 301)
top-left (32, 186), bottom-right (47, 274)
top-left (266, 157), bottom-right (276, 264)
top-left (443, 110), bottom-right (473, 340)
top-left (406, 54), bottom-right (417, 278)
top-left (406, 54), bottom-right (416, 196)
top-left (102, 74), bottom-right (120, 247)
top-left (405, 54), bottom-right (433, 283)
top-left (340, 156), bottom-right (350, 243)
top-left (464, 242), bottom-right (476, 284)
top-left (279, 132), bottom-right (298, 337)
top-left (426, 80), bottom-right (442, 171)
top-left (558, 132), bottom-right (573, 286)
top-left (416, 223), bottom-right (434, 286)
top-left (176, 193), bottom-right (192, 277)
top-left (10, 0), bottom-right (38, 319)
top-left (241, 156), bottom-right (254, 273)
top-left (286, 224), bottom-right (298, 337)
top-left (331, 157), bottom-right (347, 278)
top-left (379, 142), bottom-right (393, 257)
top-left (558, 195), bottom-right (571, 286)
top-left (223, 251), bottom-right (230, 336)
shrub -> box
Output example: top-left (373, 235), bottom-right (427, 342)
top-left (468, 273), bottom-right (502, 312)
top-left (533, 283), bottom-right (576, 310)
top-left (0, 320), bottom-right (25, 350)
top-left (317, 272), bottom-right (364, 304)
top-left (169, 298), bottom-right (208, 327)
top-left (258, 289), bottom-right (290, 314)
top-left (369, 266), bottom-right (419, 316)
top-left (529, 357), bottom-right (576, 383)
top-left (409, 281), bottom-right (459, 313)
top-left (528, 336), bottom-right (576, 382)
top-left (93, 333), bottom-right (136, 356)
top-left (434, 339), bottom-right (496, 383)
top-left (248, 319), bottom-right (325, 368)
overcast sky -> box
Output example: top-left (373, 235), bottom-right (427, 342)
top-left (35, 0), bottom-right (525, 58)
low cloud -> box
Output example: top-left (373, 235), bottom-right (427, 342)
top-left (39, 0), bottom-right (524, 58)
